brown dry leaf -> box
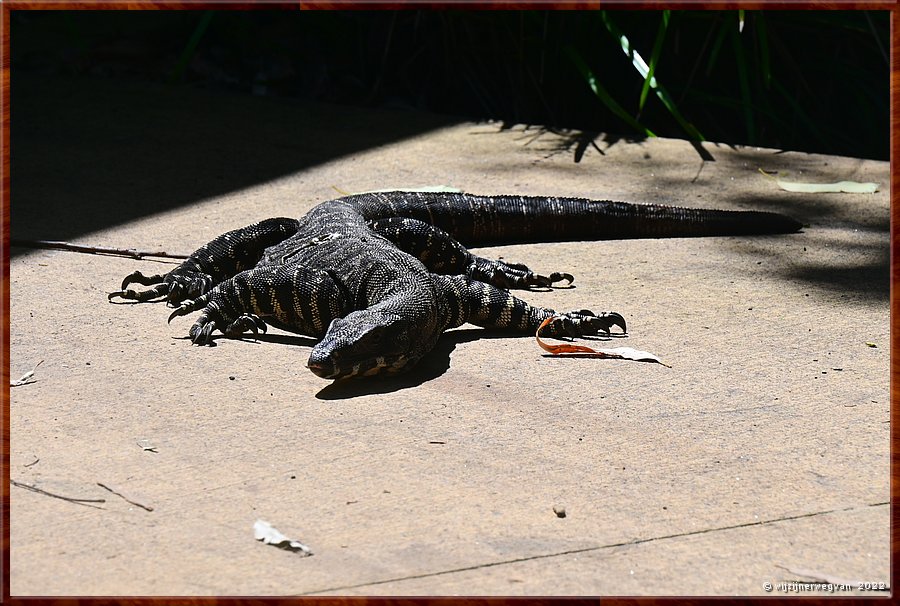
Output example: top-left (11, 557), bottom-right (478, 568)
top-left (536, 317), bottom-right (670, 367)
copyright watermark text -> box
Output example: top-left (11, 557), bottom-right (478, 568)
top-left (763, 581), bottom-right (889, 594)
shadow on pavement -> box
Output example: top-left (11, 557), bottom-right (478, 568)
top-left (11, 72), bottom-right (458, 248)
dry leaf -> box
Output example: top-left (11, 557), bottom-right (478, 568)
top-left (11, 360), bottom-right (43, 387)
top-left (254, 520), bottom-right (313, 556)
top-left (759, 169), bottom-right (878, 193)
top-left (535, 318), bottom-right (670, 367)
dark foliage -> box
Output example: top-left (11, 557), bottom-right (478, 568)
top-left (11, 10), bottom-right (888, 160)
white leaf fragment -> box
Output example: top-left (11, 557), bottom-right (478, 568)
top-left (11, 360), bottom-right (44, 387)
top-left (253, 519), bottom-right (313, 556)
top-left (775, 179), bottom-right (879, 194)
top-left (593, 347), bottom-right (671, 366)
top-left (759, 169), bottom-right (878, 193)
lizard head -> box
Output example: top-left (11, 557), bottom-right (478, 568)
top-left (307, 310), bottom-right (424, 379)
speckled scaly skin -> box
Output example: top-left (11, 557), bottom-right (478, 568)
top-left (109, 192), bottom-right (801, 379)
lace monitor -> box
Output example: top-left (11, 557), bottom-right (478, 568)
top-left (108, 192), bottom-right (801, 379)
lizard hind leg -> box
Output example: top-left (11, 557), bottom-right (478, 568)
top-left (369, 216), bottom-right (574, 289)
top-left (467, 257), bottom-right (574, 290)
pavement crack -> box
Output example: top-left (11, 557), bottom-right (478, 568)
top-left (299, 501), bottom-right (888, 595)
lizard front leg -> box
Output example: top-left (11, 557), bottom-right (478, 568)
top-left (108, 217), bottom-right (301, 305)
top-left (435, 275), bottom-right (626, 336)
top-left (167, 264), bottom-right (348, 344)
top-left (370, 217), bottom-right (572, 289)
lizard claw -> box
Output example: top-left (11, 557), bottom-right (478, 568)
top-left (225, 314), bottom-right (268, 338)
top-left (121, 270), bottom-right (165, 291)
top-left (538, 271), bottom-right (574, 288)
top-left (167, 298), bottom-right (204, 324)
top-left (108, 271), bottom-right (170, 302)
top-left (189, 318), bottom-right (218, 345)
top-left (469, 259), bottom-right (576, 290)
top-left (109, 269), bottom-right (214, 305)
top-left (544, 310), bottom-right (627, 338)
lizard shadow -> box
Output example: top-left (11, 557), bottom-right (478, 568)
top-left (313, 327), bottom-right (626, 400)
top-left (213, 324), bottom-right (624, 399)
top-left (313, 328), bottom-right (525, 400)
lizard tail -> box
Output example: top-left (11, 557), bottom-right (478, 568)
top-left (345, 191), bottom-right (802, 246)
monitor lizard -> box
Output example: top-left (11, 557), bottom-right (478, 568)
top-left (108, 192), bottom-right (801, 379)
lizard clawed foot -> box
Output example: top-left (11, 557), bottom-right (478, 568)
top-left (189, 315), bottom-right (219, 345)
top-left (534, 271), bottom-right (574, 288)
top-left (543, 310), bottom-right (627, 338)
top-left (109, 269), bottom-right (215, 305)
top-left (108, 271), bottom-right (170, 302)
top-left (169, 299), bottom-right (266, 344)
top-left (225, 314), bottom-right (268, 338)
top-left (167, 298), bottom-right (208, 324)
top-left (469, 258), bottom-right (575, 290)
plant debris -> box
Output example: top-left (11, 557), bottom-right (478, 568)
top-left (536, 318), bottom-right (670, 366)
top-left (137, 440), bottom-right (158, 453)
top-left (253, 520), bottom-right (313, 556)
top-left (10, 239), bottom-right (189, 260)
top-left (759, 169), bottom-right (879, 193)
top-left (11, 360), bottom-right (43, 387)
top-left (97, 482), bottom-right (154, 512)
top-left (10, 479), bottom-right (106, 509)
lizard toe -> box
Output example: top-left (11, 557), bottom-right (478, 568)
top-left (108, 282), bottom-right (170, 303)
top-left (225, 314), bottom-right (268, 339)
top-left (189, 316), bottom-right (218, 345)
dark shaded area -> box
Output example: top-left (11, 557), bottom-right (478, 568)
top-left (725, 193), bottom-right (890, 302)
top-left (312, 327), bottom-right (553, 399)
top-left (10, 10), bottom-right (889, 305)
top-left (10, 68), bottom-right (456, 245)
top-left (13, 10), bottom-right (888, 160)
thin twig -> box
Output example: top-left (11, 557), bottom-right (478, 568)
top-left (97, 482), bottom-right (155, 512)
top-left (11, 239), bottom-right (189, 260)
top-left (10, 479), bottom-right (106, 509)
top-left (23, 457), bottom-right (40, 468)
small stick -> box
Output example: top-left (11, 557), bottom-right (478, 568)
top-left (10, 239), bottom-right (189, 260)
top-left (10, 479), bottom-right (106, 509)
top-left (96, 482), bottom-right (154, 512)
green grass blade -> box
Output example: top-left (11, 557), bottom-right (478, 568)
top-left (771, 79), bottom-right (833, 149)
top-left (639, 10), bottom-right (670, 112)
top-left (730, 25), bottom-right (755, 144)
top-left (564, 45), bottom-right (656, 138)
top-left (168, 11), bottom-right (215, 85)
top-left (600, 12), bottom-right (703, 141)
top-left (705, 18), bottom-right (730, 76)
top-left (754, 12), bottom-right (772, 88)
